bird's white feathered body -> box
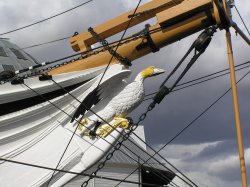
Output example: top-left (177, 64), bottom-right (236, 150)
top-left (72, 66), bottom-right (164, 135)
top-left (85, 75), bottom-right (144, 128)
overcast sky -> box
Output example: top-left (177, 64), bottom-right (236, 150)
top-left (0, 0), bottom-right (249, 186)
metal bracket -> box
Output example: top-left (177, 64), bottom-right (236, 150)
top-left (88, 27), bottom-right (132, 66)
top-left (136, 24), bottom-right (159, 53)
top-left (39, 74), bottom-right (52, 81)
top-left (11, 78), bottom-right (24, 85)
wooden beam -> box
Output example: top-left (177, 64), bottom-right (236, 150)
top-left (70, 0), bottom-right (184, 52)
top-left (156, 0), bottom-right (212, 26)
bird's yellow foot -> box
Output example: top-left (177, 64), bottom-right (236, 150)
top-left (96, 117), bottom-right (131, 138)
top-left (114, 117), bottom-right (130, 129)
top-left (78, 118), bottom-right (88, 132)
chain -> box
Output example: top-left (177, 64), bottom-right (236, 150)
top-left (81, 102), bottom-right (156, 187)
top-left (88, 27), bottom-right (132, 66)
top-left (40, 34), bottom-right (140, 74)
top-left (0, 34), bottom-right (143, 86)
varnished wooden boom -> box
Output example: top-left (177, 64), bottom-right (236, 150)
top-left (48, 0), bottom-right (230, 75)
top-left (70, 0), bottom-right (185, 52)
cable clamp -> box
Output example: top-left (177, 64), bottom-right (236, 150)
top-left (39, 74), bottom-right (52, 81)
top-left (11, 78), bottom-right (24, 85)
top-left (153, 86), bottom-right (170, 104)
top-left (136, 24), bottom-right (159, 53)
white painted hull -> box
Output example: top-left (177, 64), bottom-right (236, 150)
top-left (0, 66), bottom-right (105, 104)
top-left (0, 64), bottom-right (127, 186)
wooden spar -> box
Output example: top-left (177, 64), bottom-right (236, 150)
top-left (231, 21), bottom-right (250, 46)
top-left (70, 0), bottom-right (185, 52)
top-left (48, 0), bottom-right (218, 75)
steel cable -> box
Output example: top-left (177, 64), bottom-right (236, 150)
top-left (21, 81), bottom-right (175, 187)
top-left (0, 157), bottom-right (168, 187)
top-left (0, 0), bottom-right (93, 36)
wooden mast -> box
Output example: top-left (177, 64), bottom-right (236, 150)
top-left (223, 0), bottom-right (248, 186)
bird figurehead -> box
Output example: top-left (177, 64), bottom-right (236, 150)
top-left (140, 66), bottom-right (165, 79)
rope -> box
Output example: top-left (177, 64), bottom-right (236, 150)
top-left (22, 36), bottom-right (71, 50)
top-left (147, 69), bottom-right (250, 168)
top-left (21, 82), bottom-right (174, 186)
top-left (47, 1), bottom-right (144, 185)
top-left (44, 77), bottom-right (188, 186)
top-left (234, 5), bottom-right (250, 35)
top-left (0, 0), bottom-right (93, 36)
top-left (144, 61), bottom-right (250, 100)
top-left (117, 65), bottom-right (250, 187)
top-left (0, 157), bottom-right (166, 187)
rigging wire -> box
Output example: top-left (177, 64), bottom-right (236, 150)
top-left (1, 1), bottom-right (248, 186)
top-left (43, 2), bottom-right (189, 186)
top-left (121, 146), bottom-right (179, 187)
top-left (0, 26), bottom-right (163, 80)
top-left (6, 51), bottom-right (197, 186)
top-left (22, 36), bottom-right (71, 50)
top-left (119, 145), bottom-right (180, 187)
top-left (143, 68), bottom-right (250, 174)
top-left (46, 73), bottom-right (194, 185)
top-left (43, 76), bottom-right (190, 186)
top-left (47, 0), bottom-right (145, 186)
top-left (117, 145), bottom-right (179, 187)
top-left (27, 23), bottom-right (200, 187)
top-left (10, 60), bottom-right (249, 187)
top-left (144, 61), bottom-right (250, 100)
top-left (17, 60), bottom-right (246, 187)
top-left (6, 6), bottom-right (184, 183)
top-left (0, 0), bottom-right (93, 36)
top-left (115, 26), bottom-right (218, 187)
top-left (41, 4), bottom-right (180, 184)
top-left (21, 26), bottom-right (161, 51)
top-left (0, 9), bottom-right (209, 187)
top-left (234, 5), bottom-right (250, 35)
top-left (121, 130), bottom-right (198, 187)
top-left (41, 84), bottom-right (177, 187)
top-left (6, 51), bottom-right (195, 186)
top-left (2, 26), bottom-right (214, 187)
top-left (93, 0), bottom-right (142, 88)
top-left (173, 64), bottom-right (250, 92)
top-left (115, 67), bottom-right (250, 187)
top-left (0, 158), bottom-right (167, 187)
top-left (20, 81), bottom-right (175, 187)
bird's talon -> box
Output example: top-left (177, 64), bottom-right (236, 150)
top-left (126, 117), bottom-right (134, 125)
top-left (120, 121), bottom-right (129, 129)
top-left (77, 118), bottom-right (88, 132)
top-left (89, 130), bottom-right (97, 137)
top-left (78, 125), bottom-right (83, 131)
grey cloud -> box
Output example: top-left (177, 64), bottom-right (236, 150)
top-left (186, 140), bottom-right (250, 162)
top-left (153, 141), bottom-right (250, 185)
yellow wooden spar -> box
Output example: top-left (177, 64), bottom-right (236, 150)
top-left (48, 0), bottom-right (227, 75)
top-left (47, 1), bottom-right (249, 186)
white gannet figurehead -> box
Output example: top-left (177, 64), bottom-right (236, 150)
top-left (71, 66), bottom-right (165, 138)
